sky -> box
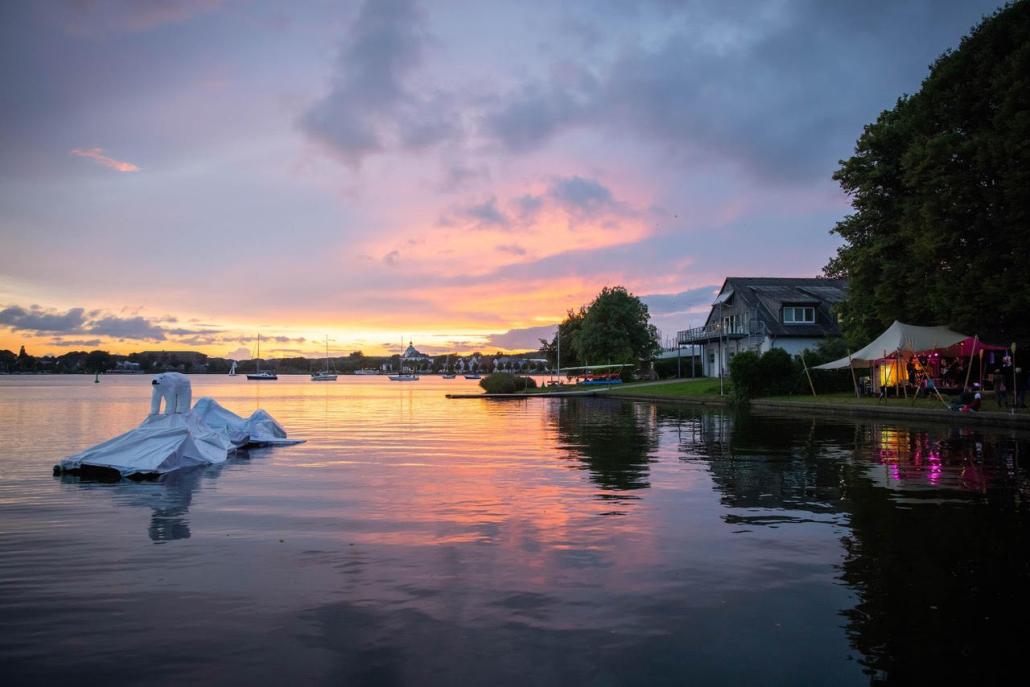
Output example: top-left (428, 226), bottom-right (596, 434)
top-left (0, 0), bottom-right (1004, 359)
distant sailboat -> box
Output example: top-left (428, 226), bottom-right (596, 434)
top-left (442, 354), bottom-right (455, 379)
top-left (247, 334), bottom-right (278, 380)
top-left (311, 336), bottom-right (338, 381)
top-left (389, 336), bottom-right (419, 381)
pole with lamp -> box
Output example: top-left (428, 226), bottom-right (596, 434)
top-left (718, 301), bottom-right (724, 396)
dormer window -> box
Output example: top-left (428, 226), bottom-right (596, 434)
top-left (783, 306), bottom-right (815, 324)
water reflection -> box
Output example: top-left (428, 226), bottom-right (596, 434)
top-left (550, 398), bottom-right (659, 494)
top-left (656, 405), bottom-right (1030, 684)
top-left (3, 377), bottom-right (1030, 684)
top-left (54, 459), bottom-right (241, 542)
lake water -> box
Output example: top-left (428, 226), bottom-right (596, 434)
top-left (1, 375), bottom-right (1028, 686)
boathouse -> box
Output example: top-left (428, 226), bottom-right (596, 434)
top-left (678, 277), bottom-right (848, 378)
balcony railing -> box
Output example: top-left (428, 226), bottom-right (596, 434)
top-left (677, 318), bottom-right (766, 345)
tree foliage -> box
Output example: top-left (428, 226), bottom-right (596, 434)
top-left (826, 2), bottom-right (1030, 346)
top-left (540, 306), bottom-right (586, 368)
top-left (576, 286), bottom-right (660, 365)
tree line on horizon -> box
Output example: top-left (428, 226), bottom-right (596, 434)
top-left (0, 345), bottom-right (554, 375)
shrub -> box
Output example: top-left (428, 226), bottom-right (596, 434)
top-left (729, 351), bottom-right (762, 399)
top-left (479, 373), bottom-right (537, 394)
top-left (758, 348), bottom-right (798, 396)
top-left (730, 348), bottom-right (804, 399)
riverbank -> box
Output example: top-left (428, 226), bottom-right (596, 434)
top-left (450, 380), bottom-right (1030, 429)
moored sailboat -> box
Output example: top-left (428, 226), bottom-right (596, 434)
top-left (311, 335), bottom-right (338, 381)
top-left (247, 334), bottom-right (278, 380)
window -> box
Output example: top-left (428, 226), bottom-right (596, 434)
top-left (783, 306), bottom-right (815, 324)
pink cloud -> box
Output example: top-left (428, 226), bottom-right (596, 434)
top-left (70, 148), bottom-right (140, 173)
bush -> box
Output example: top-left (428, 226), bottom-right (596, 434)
top-left (730, 348), bottom-right (806, 399)
top-left (479, 373), bottom-right (537, 394)
top-left (729, 351), bottom-right (762, 399)
top-left (759, 348), bottom-right (798, 396)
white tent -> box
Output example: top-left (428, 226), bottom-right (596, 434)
top-left (814, 320), bottom-right (969, 370)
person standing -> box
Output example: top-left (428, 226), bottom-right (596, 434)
top-left (993, 369), bottom-right (1008, 407)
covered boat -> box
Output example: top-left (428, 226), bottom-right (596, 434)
top-left (55, 372), bottom-right (302, 479)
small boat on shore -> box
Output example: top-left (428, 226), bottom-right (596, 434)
top-left (389, 373), bottom-right (419, 382)
top-left (464, 373), bottom-right (481, 380)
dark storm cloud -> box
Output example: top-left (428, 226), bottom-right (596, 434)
top-left (481, 0), bottom-right (1002, 180)
top-left (300, 0), bottom-right (460, 166)
top-left (0, 305), bottom-right (87, 333)
top-left (642, 286), bottom-right (720, 315)
top-left (0, 303), bottom-right (225, 342)
top-left (87, 315), bottom-right (168, 340)
top-left (462, 197), bottom-right (510, 229)
top-left (549, 176), bottom-right (614, 212)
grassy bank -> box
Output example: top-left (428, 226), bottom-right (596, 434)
top-left (605, 378), bottom-right (725, 398)
top-left (764, 392), bottom-right (1030, 415)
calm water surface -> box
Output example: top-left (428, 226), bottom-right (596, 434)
top-left (1, 375), bottom-right (1028, 685)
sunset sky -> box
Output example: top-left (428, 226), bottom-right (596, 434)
top-left (0, 0), bottom-right (1002, 359)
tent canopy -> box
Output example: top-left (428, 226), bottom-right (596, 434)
top-left (814, 321), bottom-right (969, 370)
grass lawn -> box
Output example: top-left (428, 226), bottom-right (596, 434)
top-left (763, 391), bottom-right (1030, 414)
top-left (605, 378), bottom-right (726, 398)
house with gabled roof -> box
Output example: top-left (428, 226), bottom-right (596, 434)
top-left (677, 277), bottom-right (848, 378)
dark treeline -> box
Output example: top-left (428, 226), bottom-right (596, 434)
top-left (0, 345), bottom-right (551, 375)
top-left (826, 1), bottom-right (1030, 347)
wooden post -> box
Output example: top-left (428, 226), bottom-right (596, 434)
top-left (897, 346), bottom-right (905, 399)
top-left (801, 353), bottom-right (817, 396)
top-left (847, 349), bottom-right (860, 399)
top-left (1011, 343), bottom-right (1017, 415)
top-left (979, 349), bottom-right (985, 390)
top-left (963, 335), bottom-right (977, 391)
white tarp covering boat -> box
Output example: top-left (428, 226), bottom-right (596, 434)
top-left (814, 320), bottom-right (969, 370)
top-left (55, 373), bottom-right (302, 478)
top-left (191, 397), bottom-right (299, 447)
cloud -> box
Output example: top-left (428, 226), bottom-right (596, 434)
top-left (483, 65), bottom-right (598, 153)
top-left (61, 0), bottom-right (222, 34)
top-left (86, 315), bottom-right (167, 340)
top-left (226, 347), bottom-right (251, 360)
top-left (460, 197), bottom-right (510, 230)
top-left (46, 338), bottom-right (102, 348)
top-left (300, 0), bottom-right (459, 166)
top-left (642, 286), bottom-right (720, 315)
top-left (70, 147), bottom-right (140, 172)
top-left (0, 303), bottom-right (227, 344)
top-left (496, 243), bottom-right (526, 256)
top-left (483, 324), bottom-right (556, 351)
top-left (548, 176), bottom-right (615, 213)
top-left (476, 1), bottom-right (1000, 182)
top-left (0, 305), bottom-right (87, 333)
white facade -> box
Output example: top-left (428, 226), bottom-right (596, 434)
top-left (682, 277), bottom-right (848, 380)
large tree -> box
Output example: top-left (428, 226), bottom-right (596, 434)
top-left (576, 286), bottom-right (660, 365)
top-left (540, 306), bottom-right (587, 368)
top-left (826, 1), bottom-right (1030, 346)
